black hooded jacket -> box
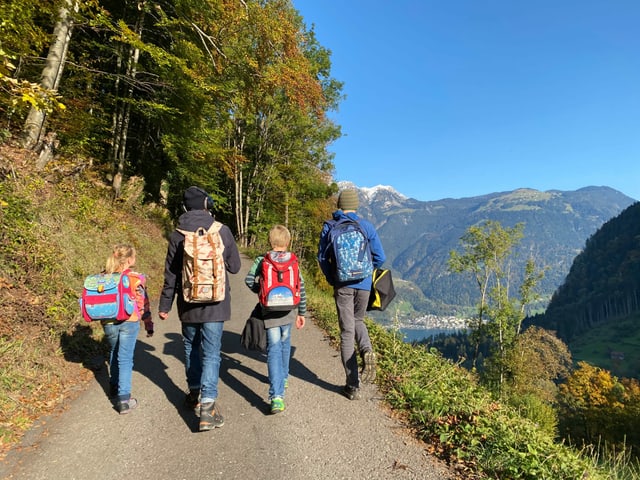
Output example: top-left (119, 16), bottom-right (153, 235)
top-left (159, 210), bottom-right (241, 323)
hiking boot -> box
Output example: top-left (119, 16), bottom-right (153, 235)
top-left (342, 385), bottom-right (360, 400)
top-left (199, 402), bottom-right (224, 431)
top-left (184, 389), bottom-right (200, 415)
top-left (361, 350), bottom-right (377, 383)
top-left (270, 397), bottom-right (285, 414)
top-left (116, 398), bottom-right (138, 415)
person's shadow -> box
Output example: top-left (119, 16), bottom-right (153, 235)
top-left (134, 332), bottom-right (200, 430)
top-left (60, 322), bottom-right (110, 393)
top-left (221, 330), bottom-right (271, 414)
top-left (62, 324), bottom-right (203, 431)
top-left (288, 347), bottom-right (342, 394)
top-left (62, 320), bottom-right (343, 426)
top-left (222, 329), bottom-right (343, 414)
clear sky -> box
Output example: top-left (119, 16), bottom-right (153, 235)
top-left (292, 1), bottom-right (640, 201)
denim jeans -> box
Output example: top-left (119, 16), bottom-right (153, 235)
top-left (103, 320), bottom-right (140, 402)
top-left (182, 321), bottom-right (224, 404)
top-left (266, 323), bottom-right (292, 400)
top-left (334, 287), bottom-right (372, 387)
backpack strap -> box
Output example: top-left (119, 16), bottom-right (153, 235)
top-left (206, 221), bottom-right (224, 277)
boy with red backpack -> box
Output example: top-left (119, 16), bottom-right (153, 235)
top-left (244, 225), bottom-right (306, 414)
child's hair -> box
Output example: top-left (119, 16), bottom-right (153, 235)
top-left (268, 224), bottom-right (291, 249)
top-left (105, 244), bottom-right (136, 273)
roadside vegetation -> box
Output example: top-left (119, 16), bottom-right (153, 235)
top-left (310, 280), bottom-right (639, 479)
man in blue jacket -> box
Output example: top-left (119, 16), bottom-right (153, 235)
top-left (318, 188), bottom-right (386, 400)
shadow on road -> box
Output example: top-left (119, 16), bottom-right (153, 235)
top-left (221, 330), bottom-right (271, 414)
top-left (289, 348), bottom-right (343, 395)
top-left (221, 329), bottom-right (343, 411)
top-left (134, 332), bottom-right (202, 431)
top-left (60, 322), bottom-right (112, 396)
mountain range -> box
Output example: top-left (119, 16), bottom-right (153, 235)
top-left (344, 182), bottom-right (636, 321)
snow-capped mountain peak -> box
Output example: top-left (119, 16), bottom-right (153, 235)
top-left (337, 181), bottom-right (407, 201)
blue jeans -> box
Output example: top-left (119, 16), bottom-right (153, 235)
top-left (182, 321), bottom-right (224, 404)
top-left (266, 323), bottom-right (292, 400)
top-left (103, 320), bottom-right (140, 401)
top-left (334, 287), bottom-right (372, 387)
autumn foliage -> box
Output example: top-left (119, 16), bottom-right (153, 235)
top-left (557, 361), bottom-right (640, 451)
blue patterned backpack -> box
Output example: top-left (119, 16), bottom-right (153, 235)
top-left (324, 218), bottom-right (373, 283)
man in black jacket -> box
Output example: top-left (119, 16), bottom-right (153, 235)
top-left (159, 186), bottom-right (241, 431)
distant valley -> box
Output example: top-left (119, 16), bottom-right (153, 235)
top-left (345, 182), bottom-right (636, 332)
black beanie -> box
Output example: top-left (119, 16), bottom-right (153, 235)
top-left (183, 186), bottom-right (211, 211)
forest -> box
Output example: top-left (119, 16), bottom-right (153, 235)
top-left (1, 0), bottom-right (340, 263)
top-left (530, 201), bottom-right (640, 343)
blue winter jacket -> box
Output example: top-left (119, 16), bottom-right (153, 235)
top-left (317, 210), bottom-right (386, 290)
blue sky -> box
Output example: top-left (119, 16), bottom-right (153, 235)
top-left (292, 1), bottom-right (640, 201)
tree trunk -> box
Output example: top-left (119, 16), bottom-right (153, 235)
top-left (111, 11), bottom-right (143, 198)
top-left (23, 1), bottom-right (74, 152)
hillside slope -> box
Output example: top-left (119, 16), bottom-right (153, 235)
top-left (0, 142), bottom-right (170, 453)
top-left (528, 201), bottom-right (640, 378)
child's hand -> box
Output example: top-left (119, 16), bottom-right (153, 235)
top-left (158, 312), bottom-right (168, 320)
top-left (295, 315), bottom-right (305, 329)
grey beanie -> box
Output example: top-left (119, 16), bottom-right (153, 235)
top-left (337, 189), bottom-right (359, 211)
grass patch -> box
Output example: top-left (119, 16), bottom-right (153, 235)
top-left (570, 314), bottom-right (640, 379)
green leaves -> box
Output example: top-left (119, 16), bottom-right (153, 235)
top-left (1, 0), bottom-right (342, 270)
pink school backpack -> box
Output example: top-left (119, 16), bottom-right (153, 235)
top-left (80, 269), bottom-right (137, 322)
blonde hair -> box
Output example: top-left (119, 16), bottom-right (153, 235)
top-left (268, 225), bottom-right (291, 249)
top-left (105, 244), bottom-right (136, 273)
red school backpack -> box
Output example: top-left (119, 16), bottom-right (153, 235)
top-left (258, 251), bottom-right (301, 312)
top-left (80, 269), bottom-right (137, 322)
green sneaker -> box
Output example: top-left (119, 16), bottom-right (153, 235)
top-left (270, 397), bottom-right (285, 414)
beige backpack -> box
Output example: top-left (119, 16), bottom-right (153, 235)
top-left (177, 222), bottom-right (226, 302)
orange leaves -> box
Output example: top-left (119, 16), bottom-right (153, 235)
top-left (559, 361), bottom-right (621, 409)
top-left (239, 0), bottom-right (326, 115)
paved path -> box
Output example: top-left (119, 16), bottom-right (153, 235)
top-left (1, 256), bottom-right (452, 480)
